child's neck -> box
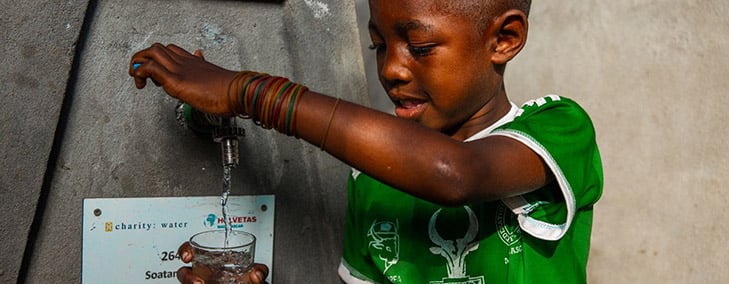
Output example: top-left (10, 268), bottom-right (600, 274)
top-left (449, 92), bottom-right (512, 141)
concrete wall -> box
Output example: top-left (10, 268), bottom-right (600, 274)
top-left (505, 1), bottom-right (729, 283)
top-left (2, 0), bottom-right (729, 283)
top-left (1, 0), bottom-right (91, 282)
top-left (3, 0), bottom-right (366, 283)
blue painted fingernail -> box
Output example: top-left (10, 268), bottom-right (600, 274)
top-left (133, 63), bottom-right (141, 70)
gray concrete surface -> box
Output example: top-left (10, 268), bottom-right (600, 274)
top-left (3, 0), bottom-right (729, 283)
top-left (0, 0), bottom-right (91, 282)
top-left (505, 1), bottom-right (729, 283)
top-left (3, 0), bottom-right (366, 283)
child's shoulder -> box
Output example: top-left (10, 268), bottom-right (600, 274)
top-left (515, 95), bottom-right (593, 122)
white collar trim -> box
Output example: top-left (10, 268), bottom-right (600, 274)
top-left (464, 102), bottom-right (519, 142)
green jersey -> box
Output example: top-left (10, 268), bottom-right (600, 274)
top-left (339, 95), bottom-right (603, 284)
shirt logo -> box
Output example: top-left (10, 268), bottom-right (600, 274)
top-left (428, 206), bottom-right (484, 284)
top-left (496, 203), bottom-right (521, 247)
top-left (367, 220), bottom-right (400, 273)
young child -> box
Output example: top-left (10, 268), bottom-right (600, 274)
top-left (130, 0), bottom-right (602, 283)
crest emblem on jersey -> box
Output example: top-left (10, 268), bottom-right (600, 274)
top-left (496, 203), bottom-right (522, 247)
top-left (367, 219), bottom-right (400, 273)
top-left (428, 206), bottom-right (485, 284)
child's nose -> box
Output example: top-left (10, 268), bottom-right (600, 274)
top-left (378, 47), bottom-right (412, 88)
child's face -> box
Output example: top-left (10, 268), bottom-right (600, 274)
top-left (369, 0), bottom-right (501, 135)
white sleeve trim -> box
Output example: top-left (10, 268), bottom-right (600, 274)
top-left (490, 129), bottom-right (576, 241)
top-left (338, 259), bottom-right (378, 284)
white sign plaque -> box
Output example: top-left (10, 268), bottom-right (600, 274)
top-left (82, 195), bottom-right (274, 283)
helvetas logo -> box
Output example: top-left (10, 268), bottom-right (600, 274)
top-left (203, 213), bottom-right (257, 229)
top-left (204, 214), bottom-right (217, 228)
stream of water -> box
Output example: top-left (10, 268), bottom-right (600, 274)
top-left (221, 165), bottom-right (233, 247)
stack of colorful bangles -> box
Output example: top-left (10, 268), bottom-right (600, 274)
top-left (228, 71), bottom-right (308, 137)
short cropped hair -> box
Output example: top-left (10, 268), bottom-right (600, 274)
top-left (435, 0), bottom-right (531, 32)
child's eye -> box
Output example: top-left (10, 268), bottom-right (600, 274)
top-left (369, 43), bottom-right (385, 51)
top-left (408, 45), bottom-right (434, 57)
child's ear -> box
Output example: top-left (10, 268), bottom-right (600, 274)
top-left (489, 9), bottom-right (528, 65)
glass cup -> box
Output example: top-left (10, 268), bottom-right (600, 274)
top-left (189, 230), bottom-right (256, 284)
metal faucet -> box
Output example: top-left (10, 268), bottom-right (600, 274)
top-left (213, 118), bottom-right (245, 168)
top-left (175, 101), bottom-right (245, 168)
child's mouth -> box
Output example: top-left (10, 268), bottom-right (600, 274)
top-left (394, 99), bottom-right (426, 119)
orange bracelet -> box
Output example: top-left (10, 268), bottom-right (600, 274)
top-left (227, 71), bottom-right (249, 116)
top-left (320, 98), bottom-right (341, 150)
top-left (288, 85), bottom-right (307, 137)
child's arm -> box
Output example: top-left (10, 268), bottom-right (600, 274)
top-left (295, 93), bottom-right (551, 205)
top-left (130, 44), bottom-right (550, 206)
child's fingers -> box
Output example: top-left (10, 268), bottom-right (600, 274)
top-left (129, 43), bottom-right (181, 75)
top-left (249, 264), bottom-right (270, 284)
top-left (133, 75), bottom-right (147, 89)
top-left (146, 43), bottom-right (184, 67)
top-left (193, 49), bottom-right (205, 59)
top-left (129, 43), bottom-right (175, 72)
top-left (129, 61), bottom-right (148, 89)
top-left (177, 241), bottom-right (194, 263)
top-left (175, 266), bottom-right (203, 284)
top-left (164, 43), bottom-right (197, 59)
top-left (131, 59), bottom-right (174, 90)
top-left (129, 61), bottom-right (146, 88)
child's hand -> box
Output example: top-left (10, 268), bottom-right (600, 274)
top-left (176, 241), bottom-right (270, 284)
top-left (129, 43), bottom-right (239, 117)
